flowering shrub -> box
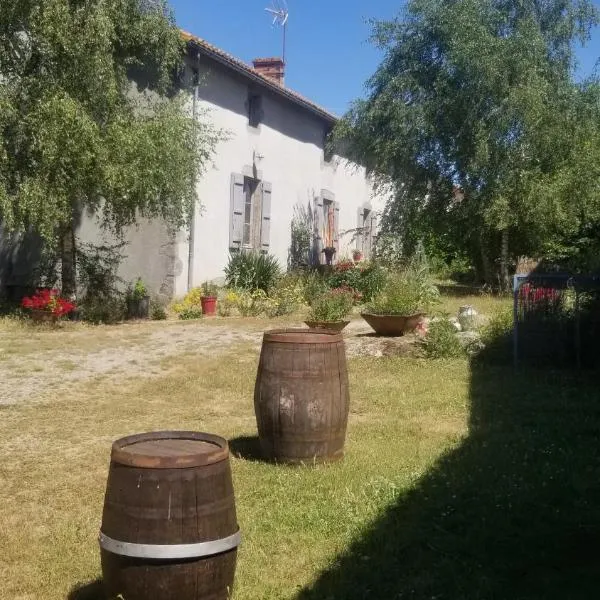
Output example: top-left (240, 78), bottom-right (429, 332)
top-left (327, 261), bottom-right (386, 302)
top-left (265, 279), bottom-right (305, 317)
top-left (218, 289), bottom-right (240, 317)
top-left (172, 287), bottom-right (203, 314)
top-left (236, 289), bottom-right (269, 317)
top-left (21, 289), bottom-right (76, 317)
top-left (308, 288), bottom-right (355, 322)
top-left (519, 283), bottom-right (561, 307)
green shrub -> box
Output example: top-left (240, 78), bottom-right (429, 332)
top-left (265, 277), bottom-right (305, 317)
top-left (171, 287), bottom-right (202, 314)
top-left (80, 296), bottom-right (126, 324)
top-left (327, 261), bottom-right (387, 302)
top-left (77, 242), bottom-right (127, 324)
top-left (225, 252), bottom-right (281, 292)
top-left (127, 277), bottom-right (148, 301)
top-left (480, 308), bottom-right (513, 345)
top-left (150, 300), bottom-right (167, 320)
top-left (236, 289), bottom-right (268, 317)
top-left (476, 307), bottom-right (514, 363)
top-left (178, 306), bottom-right (203, 320)
top-left (367, 267), bottom-right (439, 316)
top-left (422, 319), bottom-right (466, 359)
top-left (302, 270), bottom-right (330, 306)
top-left (201, 281), bottom-right (218, 297)
top-left (308, 289), bottom-right (354, 322)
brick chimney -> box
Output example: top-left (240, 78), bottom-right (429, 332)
top-left (252, 57), bottom-right (285, 86)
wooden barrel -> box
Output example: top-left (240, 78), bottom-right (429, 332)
top-left (99, 431), bottom-right (240, 600)
top-left (254, 329), bottom-right (350, 464)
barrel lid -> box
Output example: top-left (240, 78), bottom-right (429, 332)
top-left (110, 431), bottom-right (229, 469)
top-left (263, 328), bottom-right (343, 344)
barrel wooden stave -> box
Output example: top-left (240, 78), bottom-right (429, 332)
top-left (254, 330), bottom-right (350, 464)
top-left (101, 551), bottom-right (237, 600)
top-left (100, 432), bottom-right (238, 600)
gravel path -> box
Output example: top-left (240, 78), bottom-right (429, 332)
top-left (0, 317), bottom-right (418, 406)
top-left (0, 322), bottom-right (264, 406)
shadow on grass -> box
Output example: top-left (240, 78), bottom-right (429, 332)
top-left (67, 579), bottom-right (103, 600)
top-left (296, 342), bottom-right (600, 599)
top-left (229, 435), bottom-right (265, 462)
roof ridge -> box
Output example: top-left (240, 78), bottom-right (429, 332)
top-left (180, 30), bottom-right (338, 124)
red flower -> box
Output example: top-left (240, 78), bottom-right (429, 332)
top-left (21, 290), bottom-right (76, 317)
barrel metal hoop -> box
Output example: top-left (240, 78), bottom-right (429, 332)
top-left (99, 530), bottom-right (241, 559)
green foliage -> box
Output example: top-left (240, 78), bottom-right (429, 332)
top-left (265, 276), bottom-right (305, 317)
top-left (336, 0), bottom-right (600, 281)
top-left (171, 287), bottom-right (202, 314)
top-left (368, 257), bottom-right (440, 316)
top-left (235, 289), bottom-right (268, 317)
top-left (308, 288), bottom-right (354, 323)
top-left (422, 319), bottom-right (466, 359)
top-left (480, 308), bottom-right (514, 345)
top-left (289, 202), bottom-right (313, 270)
top-left (327, 261), bottom-right (387, 302)
top-left (224, 252), bottom-right (281, 292)
top-left (477, 307), bottom-right (514, 363)
top-left (178, 306), bottom-right (203, 320)
top-left (0, 0), bottom-right (221, 291)
top-left (201, 281), bottom-right (218, 297)
top-left (76, 242), bottom-right (126, 324)
top-left (150, 299), bottom-right (167, 320)
top-left (302, 270), bottom-right (330, 306)
top-left (127, 278), bottom-right (147, 301)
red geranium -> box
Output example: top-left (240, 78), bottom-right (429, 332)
top-left (21, 289), bottom-right (76, 317)
top-left (334, 260), bottom-right (355, 273)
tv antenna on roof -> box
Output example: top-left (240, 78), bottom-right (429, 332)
top-left (265, 0), bottom-right (289, 65)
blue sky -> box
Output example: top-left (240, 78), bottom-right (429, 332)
top-left (171, 0), bottom-right (600, 116)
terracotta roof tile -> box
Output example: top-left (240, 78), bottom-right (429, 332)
top-left (180, 30), bottom-right (338, 125)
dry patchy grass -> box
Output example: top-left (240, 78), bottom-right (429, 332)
top-left (0, 347), bottom-right (469, 600)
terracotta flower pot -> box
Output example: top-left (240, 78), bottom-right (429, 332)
top-left (304, 320), bottom-right (350, 332)
top-left (201, 296), bottom-right (217, 317)
top-left (361, 313), bottom-right (425, 336)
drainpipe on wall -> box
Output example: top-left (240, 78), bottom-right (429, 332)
top-left (187, 68), bottom-right (199, 292)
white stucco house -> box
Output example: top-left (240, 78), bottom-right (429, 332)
top-left (173, 32), bottom-right (385, 297)
top-left (1, 32), bottom-right (385, 300)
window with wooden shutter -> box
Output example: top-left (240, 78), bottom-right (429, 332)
top-left (260, 182), bottom-right (272, 253)
top-left (230, 173), bottom-right (271, 252)
top-left (313, 196), bottom-right (324, 264)
top-left (314, 192), bottom-right (338, 265)
top-left (356, 204), bottom-right (377, 259)
top-left (230, 173), bottom-right (245, 250)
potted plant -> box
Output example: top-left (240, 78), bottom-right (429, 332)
top-left (305, 287), bottom-right (354, 331)
top-left (361, 268), bottom-right (439, 336)
top-left (21, 288), bottom-right (76, 323)
top-left (126, 278), bottom-right (150, 319)
top-left (201, 281), bottom-right (219, 316)
top-left (352, 249), bottom-right (363, 262)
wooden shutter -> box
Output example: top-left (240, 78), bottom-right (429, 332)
top-left (229, 173), bottom-right (245, 250)
top-left (333, 201), bottom-right (340, 258)
top-left (260, 181), bottom-right (272, 253)
top-left (314, 196), bottom-right (324, 264)
top-left (356, 207), bottom-right (364, 253)
top-left (368, 212), bottom-right (378, 258)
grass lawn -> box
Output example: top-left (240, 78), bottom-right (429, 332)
top-left (1, 298), bottom-right (598, 599)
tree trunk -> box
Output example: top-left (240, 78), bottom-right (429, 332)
top-left (60, 221), bottom-right (76, 298)
top-left (478, 231), bottom-right (494, 285)
top-left (500, 229), bottom-right (510, 292)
